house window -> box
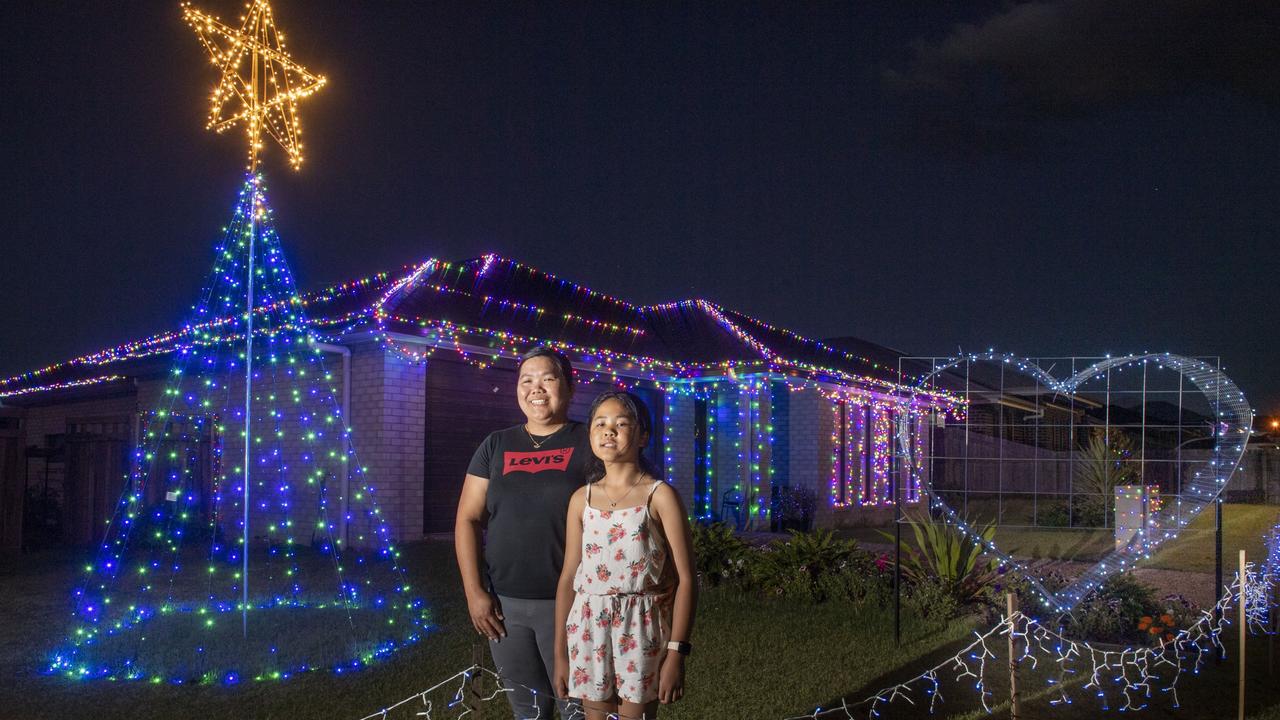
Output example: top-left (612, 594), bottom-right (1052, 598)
top-left (693, 397), bottom-right (709, 519)
top-left (830, 399), bottom-right (868, 507)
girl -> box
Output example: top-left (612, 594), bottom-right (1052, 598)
top-left (554, 391), bottom-right (697, 719)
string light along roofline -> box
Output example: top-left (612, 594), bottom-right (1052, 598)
top-left (2, 253), bottom-right (964, 407)
top-left (0, 273), bottom-right (390, 397)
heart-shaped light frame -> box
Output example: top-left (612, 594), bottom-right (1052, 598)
top-left (905, 352), bottom-right (1253, 613)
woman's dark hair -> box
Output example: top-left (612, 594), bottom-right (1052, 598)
top-left (517, 346), bottom-right (575, 390)
top-left (584, 391), bottom-right (660, 484)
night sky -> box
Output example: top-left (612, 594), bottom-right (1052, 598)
top-left (3, 1), bottom-right (1277, 415)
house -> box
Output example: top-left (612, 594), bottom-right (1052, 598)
top-left (0, 254), bottom-right (958, 551)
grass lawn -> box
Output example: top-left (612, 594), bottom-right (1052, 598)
top-left (0, 539), bottom-right (972, 719)
top-left (4, 529), bottom-right (1279, 719)
top-left (1144, 504), bottom-right (1280, 574)
top-left (838, 504), bottom-right (1280, 572)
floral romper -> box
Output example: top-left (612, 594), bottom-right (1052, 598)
top-left (566, 481), bottom-right (670, 704)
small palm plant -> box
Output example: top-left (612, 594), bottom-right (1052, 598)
top-left (1074, 428), bottom-right (1137, 527)
top-left (881, 513), bottom-right (1000, 607)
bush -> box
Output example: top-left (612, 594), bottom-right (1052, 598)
top-left (1061, 574), bottom-right (1161, 644)
top-left (693, 524), bottom-right (889, 604)
top-left (1037, 501), bottom-right (1071, 528)
top-left (691, 521), bottom-right (750, 587)
top-left (905, 575), bottom-right (961, 624)
top-left (746, 529), bottom-right (872, 602)
top-left (979, 568), bottom-right (1069, 624)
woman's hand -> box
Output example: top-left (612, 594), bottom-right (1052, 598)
top-left (553, 653), bottom-right (570, 700)
top-left (657, 651), bottom-right (685, 704)
top-left (465, 589), bottom-right (506, 641)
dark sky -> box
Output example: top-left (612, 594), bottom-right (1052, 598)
top-left (3, 1), bottom-right (1278, 415)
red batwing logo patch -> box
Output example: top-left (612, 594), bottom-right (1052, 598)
top-left (502, 447), bottom-right (574, 475)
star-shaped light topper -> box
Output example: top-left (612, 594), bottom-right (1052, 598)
top-left (181, 0), bottom-right (327, 171)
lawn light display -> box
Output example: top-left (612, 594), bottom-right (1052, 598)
top-left (362, 523), bottom-right (1280, 720)
top-left (47, 0), bottom-right (425, 682)
top-left (48, 175), bottom-right (427, 683)
top-left (904, 352), bottom-right (1253, 613)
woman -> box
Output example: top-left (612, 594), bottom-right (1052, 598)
top-left (553, 391), bottom-right (697, 719)
top-left (455, 346), bottom-right (591, 719)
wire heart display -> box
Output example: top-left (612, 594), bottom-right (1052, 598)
top-left (906, 352), bottom-right (1253, 613)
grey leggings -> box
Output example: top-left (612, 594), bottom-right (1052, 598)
top-left (490, 594), bottom-right (581, 719)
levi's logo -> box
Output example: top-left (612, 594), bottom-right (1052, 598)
top-left (503, 448), bottom-right (574, 475)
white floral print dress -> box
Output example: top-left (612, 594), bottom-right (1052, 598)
top-left (566, 481), bottom-right (670, 704)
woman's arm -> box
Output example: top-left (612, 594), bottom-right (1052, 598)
top-left (454, 472), bottom-right (505, 640)
top-left (651, 484), bottom-right (697, 704)
top-left (553, 486), bottom-right (587, 699)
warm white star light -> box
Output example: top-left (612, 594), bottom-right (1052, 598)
top-left (181, 0), bottom-right (327, 171)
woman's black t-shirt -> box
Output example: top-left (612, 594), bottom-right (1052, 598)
top-left (466, 422), bottom-right (591, 599)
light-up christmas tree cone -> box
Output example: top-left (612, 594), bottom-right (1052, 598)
top-left (49, 0), bottom-right (427, 682)
top-left (49, 174), bottom-right (427, 683)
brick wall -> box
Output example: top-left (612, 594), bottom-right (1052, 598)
top-left (349, 343), bottom-right (426, 543)
top-left (784, 389), bottom-right (828, 527)
top-left (662, 393), bottom-right (696, 512)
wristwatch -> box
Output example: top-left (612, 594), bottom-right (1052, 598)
top-left (666, 640), bottom-right (692, 656)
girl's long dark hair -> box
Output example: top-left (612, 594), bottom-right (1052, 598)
top-left (584, 391), bottom-right (661, 484)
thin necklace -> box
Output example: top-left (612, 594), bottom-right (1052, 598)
top-left (524, 422), bottom-right (567, 449)
top-left (600, 475), bottom-right (647, 508)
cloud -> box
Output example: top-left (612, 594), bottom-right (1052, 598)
top-left (883, 0), bottom-right (1280, 151)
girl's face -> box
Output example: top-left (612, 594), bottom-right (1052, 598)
top-left (516, 355), bottom-right (572, 425)
top-left (590, 398), bottom-right (648, 465)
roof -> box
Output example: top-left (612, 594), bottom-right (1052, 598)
top-left (0, 253), bottom-right (932, 403)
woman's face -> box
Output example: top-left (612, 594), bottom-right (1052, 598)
top-left (590, 397), bottom-right (648, 465)
top-left (516, 355), bottom-right (572, 425)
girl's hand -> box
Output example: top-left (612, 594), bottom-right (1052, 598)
top-left (657, 651), bottom-right (685, 704)
top-left (553, 654), bottom-right (570, 700)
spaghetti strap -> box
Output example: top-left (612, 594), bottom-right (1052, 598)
top-left (642, 479), bottom-right (663, 515)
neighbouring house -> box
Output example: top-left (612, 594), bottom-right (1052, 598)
top-left (0, 254), bottom-right (958, 552)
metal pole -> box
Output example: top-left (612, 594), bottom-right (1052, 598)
top-left (1239, 549), bottom-right (1246, 720)
top-left (242, 178), bottom-right (255, 639)
top-left (241, 27), bottom-right (262, 641)
top-left (896, 422), bottom-right (906, 648)
top-left (894, 484), bottom-right (902, 647)
top-left (1215, 497), bottom-right (1224, 655)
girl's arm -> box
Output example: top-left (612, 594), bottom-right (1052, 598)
top-left (651, 483), bottom-right (697, 704)
top-left (553, 486), bottom-right (587, 699)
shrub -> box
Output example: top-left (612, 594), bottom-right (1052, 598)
top-left (694, 524), bottom-right (890, 604)
top-left (905, 575), bottom-right (961, 624)
top-left (747, 529), bottom-right (860, 601)
top-left (691, 521), bottom-right (750, 587)
top-left (1061, 574), bottom-right (1161, 644)
top-left (1037, 501), bottom-right (1071, 528)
